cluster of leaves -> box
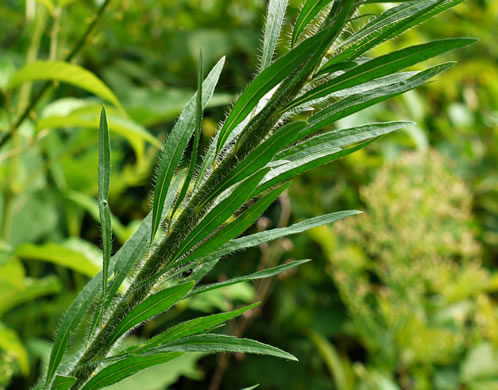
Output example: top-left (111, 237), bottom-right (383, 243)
top-left (0, 0), bottom-right (478, 389)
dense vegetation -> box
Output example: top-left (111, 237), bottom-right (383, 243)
top-left (0, 1), bottom-right (496, 389)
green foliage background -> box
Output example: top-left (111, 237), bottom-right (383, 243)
top-left (0, 0), bottom-right (496, 389)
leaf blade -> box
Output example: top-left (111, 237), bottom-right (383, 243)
top-left (260, 0), bottom-right (288, 71)
top-left (292, 0), bottom-right (330, 47)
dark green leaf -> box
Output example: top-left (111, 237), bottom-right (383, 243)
top-left (81, 353), bottom-right (183, 390)
top-left (105, 282), bottom-right (194, 350)
top-left (147, 334), bottom-right (297, 361)
top-left (292, 0), bottom-right (330, 47)
top-left (190, 260), bottom-right (310, 297)
top-left (51, 375), bottom-right (77, 390)
top-left (151, 57), bottom-right (225, 244)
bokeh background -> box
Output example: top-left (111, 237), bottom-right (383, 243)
top-left (0, 0), bottom-right (497, 389)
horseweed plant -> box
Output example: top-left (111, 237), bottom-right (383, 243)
top-left (39, 0), bottom-right (474, 388)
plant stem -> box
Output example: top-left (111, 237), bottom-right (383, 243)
top-left (0, 0), bottom-right (112, 149)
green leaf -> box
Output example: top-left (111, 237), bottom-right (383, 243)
top-left (302, 62), bottom-right (455, 138)
top-left (51, 375), bottom-right (77, 390)
top-left (210, 121), bottom-right (306, 202)
top-left (8, 61), bottom-right (124, 113)
top-left (46, 276), bottom-right (101, 386)
top-left (190, 260), bottom-right (310, 297)
top-left (16, 242), bottom-right (101, 277)
top-left (37, 112), bottom-right (161, 162)
top-left (171, 169), bottom-right (270, 263)
top-left (241, 386), bottom-right (260, 390)
top-left (292, 0), bottom-right (330, 47)
top-left (0, 323), bottom-right (29, 375)
top-left (147, 334), bottom-right (297, 361)
top-left (172, 53), bottom-right (204, 217)
top-left (98, 107), bottom-right (112, 323)
top-left (329, 0), bottom-right (464, 65)
top-left (315, 60), bottom-right (358, 76)
top-left (81, 353), bottom-right (183, 390)
top-left (34, 0), bottom-right (54, 14)
top-left (289, 38), bottom-right (475, 110)
top-left (260, 0), bottom-right (288, 71)
top-left (133, 303), bottom-right (260, 353)
top-left (180, 183), bottom-right (289, 266)
top-left (105, 282), bottom-right (195, 350)
top-left (216, 28), bottom-right (331, 153)
top-left (275, 121), bottom-right (412, 162)
top-left (150, 57), bottom-right (225, 244)
top-left (193, 210), bottom-right (360, 265)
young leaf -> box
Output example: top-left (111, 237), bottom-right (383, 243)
top-left (150, 57), bottom-right (225, 244)
top-left (172, 54), bottom-right (204, 219)
top-left (189, 259), bottom-right (311, 297)
top-left (216, 28), bottom-right (332, 153)
top-left (302, 62), bottom-right (455, 138)
top-left (170, 169), bottom-right (270, 262)
top-left (292, 0), bottom-right (330, 47)
top-left (260, 0), bottom-right (288, 72)
top-left (80, 352), bottom-right (183, 390)
top-left (104, 282), bottom-right (194, 350)
top-left (180, 183), bottom-right (290, 265)
top-left (8, 61), bottom-right (124, 113)
top-left (192, 210), bottom-right (360, 265)
top-left (288, 38), bottom-right (475, 110)
top-left (51, 375), bottom-right (77, 390)
top-left (134, 303), bottom-right (260, 352)
top-left (98, 107), bottom-right (112, 326)
top-left (146, 334), bottom-right (297, 361)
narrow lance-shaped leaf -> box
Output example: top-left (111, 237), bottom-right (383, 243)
top-left (150, 57), bottom-right (225, 244)
top-left (324, 0), bottom-right (464, 67)
top-left (181, 183), bottom-right (290, 266)
top-left (288, 38), bottom-right (475, 110)
top-left (189, 259), bottom-right (311, 297)
top-left (104, 282), bottom-right (194, 350)
top-left (302, 62), bottom-right (455, 138)
top-left (172, 52), bottom-right (204, 218)
top-left (292, 0), bottom-right (330, 47)
top-left (51, 375), bottom-right (77, 390)
top-left (81, 353), bottom-right (183, 390)
top-left (145, 334), bottom-right (297, 361)
top-left (216, 27), bottom-right (332, 153)
top-left (97, 107), bottom-right (112, 327)
top-left (171, 168), bottom-right (269, 263)
top-left (131, 303), bottom-right (260, 353)
top-left (189, 210), bottom-right (361, 266)
top-left (205, 121), bottom-right (305, 205)
top-left (260, 0), bottom-right (288, 72)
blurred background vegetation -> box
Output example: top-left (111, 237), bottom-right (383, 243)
top-left (0, 0), bottom-right (496, 389)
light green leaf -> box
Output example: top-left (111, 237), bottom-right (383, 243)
top-left (260, 0), bottom-right (288, 71)
top-left (180, 183), bottom-right (289, 266)
top-left (241, 386), bottom-right (260, 390)
top-left (16, 242), bottom-right (100, 277)
top-left (147, 334), bottom-right (297, 361)
top-left (37, 111), bottom-right (161, 162)
top-left (98, 107), bottom-right (112, 321)
top-left (292, 0), bottom-right (330, 47)
top-left (194, 210), bottom-right (360, 265)
top-left (171, 169), bottom-right (269, 262)
top-left (105, 282), bottom-right (195, 350)
top-left (8, 61), bottom-right (124, 113)
top-left (150, 57), bottom-right (225, 244)
top-left (0, 323), bottom-right (29, 375)
top-left (81, 353), bottom-right (183, 390)
top-left (132, 303), bottom-right (260, 353)
top-left (216, 28), bottom-right (331, 152)
top-left (51, 375), bottom-right (77, 390)
top-left (289, 38), bottom-right (475, 110)
top-left (302, 62), bottom-right (455, 138)
top-left (34, 0), bottom-right (54, 14)
top-left (190, 260), bottom-right (310, 297)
